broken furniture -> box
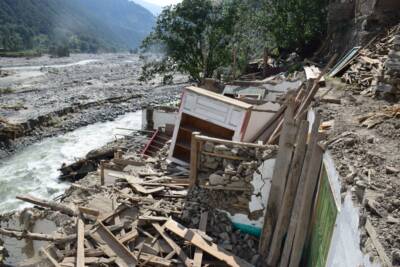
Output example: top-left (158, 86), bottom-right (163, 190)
top-left (169, 86), bottom-right (279, 164)
top-left (169, 86), bottom-right (253, 164)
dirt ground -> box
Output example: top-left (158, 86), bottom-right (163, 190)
top-left (317, 81), bottom-right (400, 265)
top-left (0, 53), bottom-right (187, 159)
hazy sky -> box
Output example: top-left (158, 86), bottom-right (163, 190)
top-left (145, 0), bottom-right (182, 6)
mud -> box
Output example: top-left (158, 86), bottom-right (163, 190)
top-left (0, 53), bottom-right (187, 159)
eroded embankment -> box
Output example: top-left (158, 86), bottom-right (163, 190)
top-left (0, 53), bottom-right (186, 159)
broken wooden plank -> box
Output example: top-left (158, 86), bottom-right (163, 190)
top-left (16, 195), bottom-right (77, 217)
top-left (62, 257), bottom-right (115, 265)
top-left (164, 219), bottom-right (253, 267)
top-left (0, 223), bottom-right (124, 244)
top-left (130, 183), bottom-right (165, 195)
top-left (266, 120), bottom-right (309, 266)
top-left (288, 131), bottom-right (324, 267)
top-left (132, 251), bottom-right (172, 266)
top-left (153, 223), bottom-right (193, 267)
top-left (93, 221), bottom-right (138, 267)
top-left (193, 212), bottom-right (209, 267)
top-left (119, 228), bottom-right (139, 244)
top-left (76, 218), bottom-right (85, 267)
top-left (365, 219), bottom-right (392, 267)
top-left (78, 206), bottom-right (100, 217)
top-left (41, 247), bottom-right (61, 267)
top-left (259, 98), bottom-right (298, 257)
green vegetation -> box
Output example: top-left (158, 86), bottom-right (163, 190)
top-left (254, 0), bottom-right (329, 56)
top-left (140, 0), bottom-right (329, 82)
top-left (0, 88), bottom-right (14, 95)
top-left (141, 0), bottom-right (238, 82)
top-left (0, 0), bottom-right (155, 56)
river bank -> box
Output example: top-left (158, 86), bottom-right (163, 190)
top-left (0, 53), bottom-right (187, 159)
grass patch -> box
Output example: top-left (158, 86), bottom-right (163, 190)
top-left (0, 88), bottom-right (14, 95)
top-left (0, 50), bottom-right (42, 58)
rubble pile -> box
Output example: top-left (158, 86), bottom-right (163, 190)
top-left (0, 144), bottom-right (257, 266)
top-left (342, 25), bottom-right (400, 100)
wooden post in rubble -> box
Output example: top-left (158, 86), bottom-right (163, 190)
top-left (190, 132), bottom-right (201, 187)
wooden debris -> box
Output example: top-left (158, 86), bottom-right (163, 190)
top-left (193, 212), bottom-right (209, 267)
top-left (164, 219), bottom-right (253, 267)
top-left (41, 247), bottom-right (62, 267)
top-left (365, 219), bottom-right (392, 267)
top-left (76, 218), bottom-right (85, 267)
top-left (153, 223), bottom-right (193, 267)
top-left (93, 221), bottom-right (138, 266)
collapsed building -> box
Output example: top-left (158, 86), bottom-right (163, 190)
top-left (1, 19), bottom-right (400, 267)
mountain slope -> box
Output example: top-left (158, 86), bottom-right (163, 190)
top-left (131, 0), bottom-right (162, 16)
top-left (0, 0), bottom-right (155, 52)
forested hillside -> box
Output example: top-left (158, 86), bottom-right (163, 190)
top-left (0, 0), bottom-right (155, 53)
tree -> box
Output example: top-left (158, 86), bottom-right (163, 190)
top-left (140, 0), bottom-right (238, 83)
top-left (255, 0), bottom-right (328, 57)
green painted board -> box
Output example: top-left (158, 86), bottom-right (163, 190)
top-left (305, 164), bottom-right (339, 267)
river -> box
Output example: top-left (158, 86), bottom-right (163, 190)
top-left (0, 110), bottom-right (142, 213)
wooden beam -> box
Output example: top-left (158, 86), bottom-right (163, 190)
top-left (41, 247), bottom-right (61, 267)
top-left (196, 135), bottom-right (269, 148)
top-left (163, 219), bottom-right (253, 267)
top-left (76, 218), bottom-right (85, 267)
top-left (16, 195), bottom-right (77, 217)
top-left (259, 98), bottom-right (298, 258)
top-left (190, 132), bottom-right (201, 187)
top-left (153, 223), bottom-right (193, 267)
top-left (266, 120), bottom-right (309, 266)
top-left (193, 212), bottom-right (209, 267)
top-left (78, 206), bottom-right (100, 217)
top-left (288, 145), bottom-right (324, 267)
top-left (365, 219), bottom-right (392, 267)
top-left (93, 221), bottom-right (138, 266)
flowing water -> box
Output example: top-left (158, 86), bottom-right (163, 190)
top-left (0, 110), bottom-right (142, 213)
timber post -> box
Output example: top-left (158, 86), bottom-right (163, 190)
top-left (190, 132), bottom-right (201, 187)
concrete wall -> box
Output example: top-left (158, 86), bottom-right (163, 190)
top-left (226, 158), bottom-right (275, 229)
top-left (142, 109), bottom-right (177, 130)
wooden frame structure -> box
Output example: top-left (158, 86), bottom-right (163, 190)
top-left (189, 133), bottom-right (272, 188)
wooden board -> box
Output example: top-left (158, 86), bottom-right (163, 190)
top-left (259, 99), bottom-right (298, 257)
top-left (76, 218), bottom-right (85, 267)
top-left (164, 219), bottom-right (253, 267)
top-left (304, 164), bottom-right (339, 267)
top-left (287, 146), bottom-right (324, 267)
top-left (94, 222), bottom-right (137, 267)
top-left (185, 86), bottom-right (253, 109)
top-left (153, 223), bottom-right (193, 267)
top-left (193, 212), bottom-right (209, 267)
